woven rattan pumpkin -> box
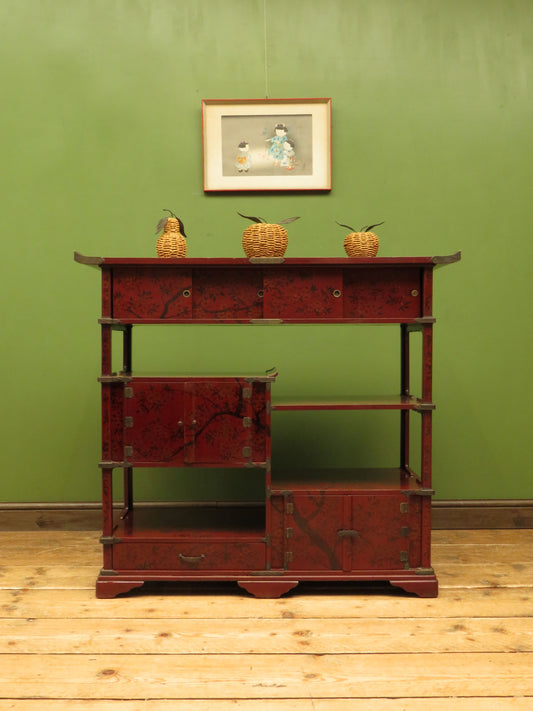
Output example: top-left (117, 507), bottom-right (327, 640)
top-left (337, 221), bottom-right (384, 257)
top-left (238, 212), bottom-right (299, 258)
top-left (155, 210), bottom-right (187, 258)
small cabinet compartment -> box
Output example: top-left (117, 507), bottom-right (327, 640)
top-left (112, 266), bottom-right (193, 321)
top-left (192, 268), bottom-right (263, 321)
top-left (112, 504), bottom-right (267, 573)
top-left (113, 540), bottom-right (266, 572)
top-left (264, 268), bottom-right (343, 320)
top-left (123, 377), bottom-right (273, 467)
top-left (271, 493), bottom-right (346, 571)
top-left (271, 488), bottom-right (422, 573)
top-left (349, 493), bottom-right (422, 571)
top-left (343, 267), bottom-right (422, 319)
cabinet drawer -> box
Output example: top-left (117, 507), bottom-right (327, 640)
top-left (112, 267), bottom-right (192, 321)
top-left (113, 540), bottom-right (266, 572)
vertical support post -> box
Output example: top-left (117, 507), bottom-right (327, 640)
top-left (420, 496), bottom-right (432, 569)
top-left (400, 324), bottom-right (410, 473)
top-left (101, 468), bottom-right (114, 571)
top-left (421, 324), bottom-right (433, 404)
top-left (123, 468), bottom-right (133, 515)
top-left (420, 324), bottom-right (433, 488)
top-left (122, 325), bottom-right (132, 375)
top-left (264, 382), bottom-right (273, 571)
top-left (101, 325), bottom-right (112, 376)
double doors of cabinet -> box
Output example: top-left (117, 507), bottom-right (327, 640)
top-left (117, 377), bottom-right (271, 467)
top-left (271, 491), bottom-right (422, 573)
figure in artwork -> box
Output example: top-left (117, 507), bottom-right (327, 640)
top-left (281, 138), bottom-right (296, 170)
top-left (266, 123), bottom-right (289, 165)
top-left (235, 141), bottom-right (251, 172)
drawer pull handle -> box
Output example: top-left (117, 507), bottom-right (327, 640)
top-left (337, 529), bottom-right (359, 538)
top-left (179, 553), bottom-right (206, 564)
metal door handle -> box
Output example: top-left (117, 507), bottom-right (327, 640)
top-left (178, 553), bottom-right (206, 564)
top-left (337, 529), bottom-right (359, 538)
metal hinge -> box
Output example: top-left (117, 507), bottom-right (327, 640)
top-left (285, 502), bottom-right (294, 515)
top-left (99, 536), bottom-right (121, 545)
top-left (124, 387), bottom-right (134, 399)
top-left (400, 551), bottom-right (409, 568)
top-left (286, 527), bottom-right (293, 539)
top-left (124, 416), bottom-right (133, 428)
top-left (242, 387), bottom-right (252, 399)
top-left (243, 417), bottom-right (252, 428)
top-left (414, 401), bottom-right (436, 412)
top-left (284, 551), bottom-right (293, 567)
top-left (242, 446), bottom-right (252, 459)
top-left (402, 488), bottom-right (435, 497)
top-left (415, 567), bottom-right (435, 576)
top-left (400, 526), bottom-right (410, 537)
top-left (400, 502), bottom-right (409, 514)
top-left (124, 446), bottom-right (133, 458)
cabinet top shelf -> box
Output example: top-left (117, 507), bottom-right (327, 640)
top-left (75, 252), bottom-right (461, 268)
top-left (76, 251), bottom-right (461, 325)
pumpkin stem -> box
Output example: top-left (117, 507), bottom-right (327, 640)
top-left (361, 221), bottom-right (385, 232)
top-left (237, 211), bottom-right (265, 224)
top-left (336, 220), bottom-right (356, 232)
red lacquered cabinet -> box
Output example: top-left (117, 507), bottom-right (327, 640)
top-left (75, 252), bottom-right (460, 599)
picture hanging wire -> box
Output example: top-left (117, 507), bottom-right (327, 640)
top-left (263, 0), bottom-right (270, 98)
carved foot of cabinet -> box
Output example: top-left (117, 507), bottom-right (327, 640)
top-left (96, 576), bottom-right (145, 599)
top-left (238, 579), bottom-right (299, 598)
top-left (390, 574), bottom-right (438, 598)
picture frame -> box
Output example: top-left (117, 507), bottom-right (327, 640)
top-left (202, 98), bottom-right (332, 192)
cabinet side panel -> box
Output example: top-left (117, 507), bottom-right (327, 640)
top-left (269, 494), bottom-right (286, 570)
top-left (101, 383), bottom-right (124, 462)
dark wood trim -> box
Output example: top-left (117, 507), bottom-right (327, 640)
top-left (432, 499), bottom-right (533, 529)
top-left (1, 500), bottom-right (533, 531)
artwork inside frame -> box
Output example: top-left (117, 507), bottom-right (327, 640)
top-left (202, 98), bottom-right (332, 192)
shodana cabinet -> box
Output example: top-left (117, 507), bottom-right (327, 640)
top-left (75, 251), bottom-right (460, 599)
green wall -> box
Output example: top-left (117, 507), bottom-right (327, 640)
top-left (1, 0), bottom-right (531, 502)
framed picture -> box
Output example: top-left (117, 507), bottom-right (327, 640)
top-left (202, 98), bottom-right (332, 192)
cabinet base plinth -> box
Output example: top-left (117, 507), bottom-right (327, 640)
top-left (96, 576), bottom-right (144, 599)
top-left (389, 574), bottom-right (438, 598)
top-left (237, 579), bottom-right (299, 598)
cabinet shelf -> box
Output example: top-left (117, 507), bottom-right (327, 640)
top-left (114, 504), bottom-right (266, 540)
top-left (272, 396), bottom-right (433, 411)
top-left (271, 467), bottom-right (423, 493)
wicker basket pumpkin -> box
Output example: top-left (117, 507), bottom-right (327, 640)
top-left (337, 221), bottom-right (384, 258)
top-left (239, 212), bottom-right (299, 258)
top-left (155, 211), bottom-right (187, 258)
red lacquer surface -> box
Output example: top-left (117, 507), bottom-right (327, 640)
top-left (74, 252), bottom-right (460, 599)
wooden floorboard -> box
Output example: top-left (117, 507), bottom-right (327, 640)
top-left (0, 530), bottom-right (532, 708)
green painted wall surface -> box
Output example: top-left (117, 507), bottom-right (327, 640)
top-left (1, 0), bottom-right (531, 502)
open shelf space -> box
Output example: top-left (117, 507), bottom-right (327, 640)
top-left (114, 503), bottom-right (266, 540)
top-left (271, 467), bottom-right (422, 493)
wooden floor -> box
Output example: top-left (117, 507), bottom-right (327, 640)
top-left (0, 529), bottom-right (532, 709)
